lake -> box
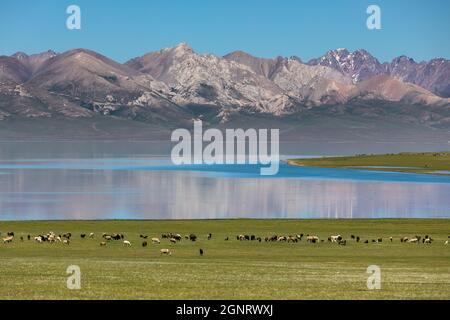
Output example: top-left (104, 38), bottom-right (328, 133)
top-left (0, 141), bottom-right (449, 220)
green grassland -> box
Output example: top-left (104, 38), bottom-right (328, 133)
top-left (0, 219), bottom-right (449, 300)
top-left (288, 152), bottom-right (450, 175)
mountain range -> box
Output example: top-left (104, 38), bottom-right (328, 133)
top-left (1, 43), bottom-right (449, 139)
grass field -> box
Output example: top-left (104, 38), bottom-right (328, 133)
top-left (288, 152), bottom-right (450, 175)
top-left (0, 219), bottom-right (449, 300)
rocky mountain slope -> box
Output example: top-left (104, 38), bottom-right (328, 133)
top-left (0, 44), bottom-right (449, 131)
top-left (308, 49), bottom-right (450, 98)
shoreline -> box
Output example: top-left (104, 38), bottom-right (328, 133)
top-left (287, 152), bottom-right (450, 176)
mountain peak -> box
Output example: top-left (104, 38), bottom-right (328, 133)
top-left (172, 42), bottom-right (194, 53)
top-left (308, 48), bottom-right (384, 83)
top-left (12, 51), bottom-right (29, 59)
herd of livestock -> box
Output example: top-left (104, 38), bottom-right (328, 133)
top-left (1, 230), bottom-right (449, 256)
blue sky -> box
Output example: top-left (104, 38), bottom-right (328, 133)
top-left (0, 0), bottom-right (449, 63)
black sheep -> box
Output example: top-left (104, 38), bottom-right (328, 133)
top-left (199, 248), bottom-right (204, 256)
top-left (142, 241), bottom-right (148, 247)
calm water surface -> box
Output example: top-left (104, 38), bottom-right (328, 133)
top-left (0, 142), bottom-right (449, 220)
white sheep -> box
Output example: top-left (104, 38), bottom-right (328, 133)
top-left (160, 248), bottom-right (172, 255)
top-left (123, 240), bottom-right (132, 246)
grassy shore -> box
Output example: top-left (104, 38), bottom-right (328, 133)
top-left (288, 152), bottom-right (450, 175)
top-left (0, 219), bottom-right (449, 300)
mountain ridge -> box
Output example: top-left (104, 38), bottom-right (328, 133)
top-left (1, 44), bottom-right (449, 132)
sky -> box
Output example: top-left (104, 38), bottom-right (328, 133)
top-left (0, 0), bottom-right (449, 63)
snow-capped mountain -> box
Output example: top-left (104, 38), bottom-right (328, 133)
top-left (309, 49), bottom-right (450, 98)
top-left (307, 48), bottom-right (386, 83)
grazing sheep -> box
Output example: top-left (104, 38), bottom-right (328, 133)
top-left (123, 240), bottom-right (132, 246)
top-left (63, 239), bottom-right (70, 245)
top-left (257, 237), bottom-right (262, 242)
top-left (400, 237), bottom-right (409, 243)
top-left (225, 237), bottom-right (229, 241)
top-left (445, 240), bottom-right (448, 245)
top-left (189, 234), bottom-right (197, 242)
top-left (62, 233), bottom-right (71, 239)
top-left (199, 248), bottom-right (204, 256)
top-left (170, 238), bottom-right (177, 244)
top-left (407, 238), bottom-right (419, 243)
top-left (34, 236), bottom-right (42, 243)
top-left (3, 236), bottom-right (14, 243)
top-left (173, 234), bottom-right (182, 241)
top-left (250, 235), bottom-right (256, 241)
top-left (377, 238), bottom-right (382, 243)
top-left (424, 238), bottom-right (432, 244)
top-left (306, 235), bottom-right (319, 243)
top-left (330, 235), bottom-right (343, 243)
top-left (142, 241), bottom-right (148, 247)
top-left (160, 248), bottom-right (172, 255)
top-left (338, 239), bottom-right (347, 246)
top-left (207, 233), bottom-right (212, 240)
top-left (20, 236), bottom-right (24, 241)
top-left (238, 235), bottom-right (245, 241)
top-left (356, 236), bottom-right (360, 242)
top-left (390, 237), bottom-right (393, 242)
top-left (89, 233), bottom-right (94, 238)
top-left (80, 234), bottom-right (86, 238)
top-left (151, 237), bottom-right (161, 244)
top-left (100, 241), bottom-right (107, 246)
top-left (364, 240), bottom-right (369, 244)
top-left (105, 235), bottom-right (112, 241)
top-left (111, 234), bottom-right (122, 240)
top-left (140, 234), bottom-right (148, 239)
top-left (7, 232), bottom-right (14, 237)
top-left (27, 235), bottom-right (31, 240)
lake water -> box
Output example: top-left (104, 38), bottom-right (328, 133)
top-left (0, 141), bottom-right (449, 220)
